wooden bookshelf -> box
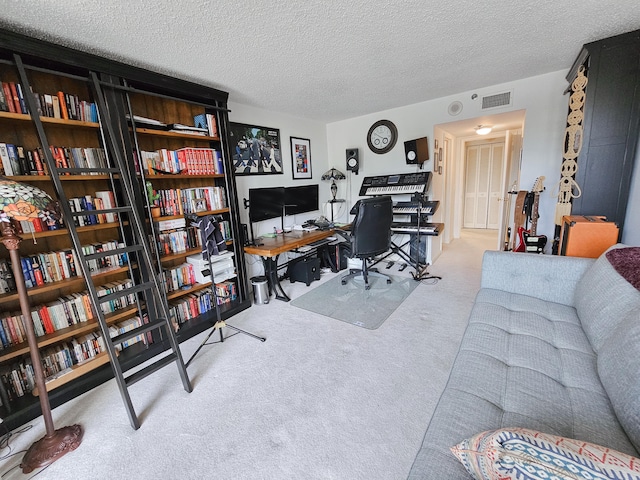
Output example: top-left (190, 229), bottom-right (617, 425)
top-left (0, 306), bottom-right (138, 363)
top-left (0, 28), bottom-right (252, 431)
top-left (33, 351), bottom-right (111, 395)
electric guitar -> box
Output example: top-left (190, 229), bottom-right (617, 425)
top-left (514, 177), bottom-right (547, 253)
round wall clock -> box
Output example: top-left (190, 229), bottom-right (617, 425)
top-left (367, 119), bottom-right (398, 154)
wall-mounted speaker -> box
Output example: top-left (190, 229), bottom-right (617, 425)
top-left (404, 137), bottom-right (429, 166)
top-left (346, 148), bottom-right (359, 174)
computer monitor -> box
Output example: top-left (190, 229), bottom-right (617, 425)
top-left (248, 187), bottom-right (285, 223)
top-left (284, 184), bottom-right (319, 216)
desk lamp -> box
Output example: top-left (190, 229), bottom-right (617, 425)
top-left (321, 167), bottom-right (346, 201)
top-left (321, 168), bottom-right (346, 223)
top-left (0, 176), bottom-right (83, 473)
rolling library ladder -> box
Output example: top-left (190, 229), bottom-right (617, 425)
top-left (14, 56), bottom-right (192, 430)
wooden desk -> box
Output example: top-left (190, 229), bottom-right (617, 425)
top-left (244, 229), bottom-right (336, 301)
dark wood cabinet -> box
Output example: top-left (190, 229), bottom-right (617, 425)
top-left (567, 29), bottom-right (640, 236)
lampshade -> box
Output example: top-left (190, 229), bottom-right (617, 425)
top-left (0, 176), bottom-right (59, 226)
top-left (475, 125), bottom-right (493, 135)
top-left (321, 168), bottom-right (346, 181)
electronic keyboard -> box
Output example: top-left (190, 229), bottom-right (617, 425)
top-left (359, 172), bottom-right (432, 196)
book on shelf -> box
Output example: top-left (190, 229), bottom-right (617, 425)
top-left (27, 90), bottom-right (97, 122)
top-left (126, 114), bottom-right (167, 130)
top-left (15, 83), bottom-right (28, 115)
top-left (167, 123), bottom-right (208, 135)
top-left (9, 83), bottom-right (22, 114)
top-left (16, 146), bottom-right (28, 174)
top-left (0, 83), bottom-right (7, 112)
top-left (94, 191), bottom-right (116, 222)
top-left (1, 82), bottom-right (16, 113)
top-left (142, 147), bottom-right (223, 175)
top-left (0, 258), bottom-right (16, 293)
top-left (193, 113), bottom-right (218, 137)
top-left (56, 91), bottom-right (68, 120)
top-left (0, 143), bottom-right (13, 175)
top-left (51, 95), bottom-right (61, 119)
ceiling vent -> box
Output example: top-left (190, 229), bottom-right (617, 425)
top-left (481, 91), bottom-right (512, 110)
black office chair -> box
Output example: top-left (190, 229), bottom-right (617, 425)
top-left (338, 195), bottom-right (393, 290)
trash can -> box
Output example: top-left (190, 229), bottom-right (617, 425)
top-left (251, 276), bottom-right (270, 304)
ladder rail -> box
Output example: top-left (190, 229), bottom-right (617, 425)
top-left (88, 73), bottom-right (172, 327)
top-left (13, 53), bottom-right (193, 430)
top-left (88, 71), bottom-right (192, 392)
top-left (13, 53), bottom-right (142, 429)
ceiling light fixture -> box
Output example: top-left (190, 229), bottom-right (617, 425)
top-left (475, 125), bottom-right (492, 135)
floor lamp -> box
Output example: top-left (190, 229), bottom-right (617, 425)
top-left (0, 177), bottom-right (83, 473)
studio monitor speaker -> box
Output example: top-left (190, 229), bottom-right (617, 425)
top-left (346, 148), bottom-right (359, 174)
top-left (404, 137), bottom-right (429, 165)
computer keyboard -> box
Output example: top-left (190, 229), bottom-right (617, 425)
top-left (308, 238), bottom-right (331, 247)
top-left (297, 238), bottom-right (331, 253)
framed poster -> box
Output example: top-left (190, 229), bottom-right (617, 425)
top-left (228, 122), bottom-right (283, 175)
top-left (290, 136), bottom-right (312, 179)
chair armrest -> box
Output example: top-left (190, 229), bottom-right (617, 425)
top-left (480, 251), bottom-right (594, 306)
top-left (333, 229), bottom-right (351, 243)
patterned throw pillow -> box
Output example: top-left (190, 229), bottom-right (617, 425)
top-left (450, 428), bottom-right (640, 480)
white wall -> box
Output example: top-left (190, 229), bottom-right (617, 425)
top-left (327, 70), bottom-right (573, 247)
top-left (326, 70), bottom-right (640, 249)
top-left (228, 101), bottom-right (329, 278)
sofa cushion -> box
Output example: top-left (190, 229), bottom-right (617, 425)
top-left (575, 245), bottom-right (640, 352)
top-left (450, 428), bottom-right (640, 480)
top-left (598, 310), bottom-right (640, 452)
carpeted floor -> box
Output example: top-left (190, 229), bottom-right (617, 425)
top-left (0, 229), bottom-right (497, 480)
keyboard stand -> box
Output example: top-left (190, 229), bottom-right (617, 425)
top-left (374, 236), bottom-right (441, 281)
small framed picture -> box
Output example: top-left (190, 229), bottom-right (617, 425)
top-left (290, 136), bottom-right (312, 180)
top-left (192, 197), bottom-right (207, 212)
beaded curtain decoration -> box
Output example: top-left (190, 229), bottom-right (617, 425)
top-left (553, 66), bottom-right (587, 225)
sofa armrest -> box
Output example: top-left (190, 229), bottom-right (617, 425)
top-left (480, 251), bottom-right (594, 306)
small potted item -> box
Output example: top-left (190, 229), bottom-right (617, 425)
top-left (146, 181), bottom-right (161, 218)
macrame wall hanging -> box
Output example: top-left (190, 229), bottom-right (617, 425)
top-left (554, 65), bottom-right (587, 225)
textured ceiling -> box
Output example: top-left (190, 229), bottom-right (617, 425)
top-left (1, 1), bottom-right (639, 123)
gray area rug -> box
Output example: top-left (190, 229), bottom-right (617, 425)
top-left (290, 273), bottom-right (419, 329)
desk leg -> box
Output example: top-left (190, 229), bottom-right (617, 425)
top-left (262, 255), bottom-right (291, 302)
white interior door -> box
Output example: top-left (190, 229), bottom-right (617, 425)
top-left (487, 143), bottom-right (504, 229)
top-left (463, 141), bottom-right (505, 229)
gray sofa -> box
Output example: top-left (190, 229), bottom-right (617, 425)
top-left (408, 245), bottom-right (640, 479)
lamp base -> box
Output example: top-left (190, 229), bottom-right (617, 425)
top-left (21, 424), bottom-right (83, 474)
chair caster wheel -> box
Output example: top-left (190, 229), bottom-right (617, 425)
top-left (341, 280), bottom-right (346, 285)
top-left (365, 285), bottom-right (371, 290)
top-left (387, 279), bottom-right (392, 284)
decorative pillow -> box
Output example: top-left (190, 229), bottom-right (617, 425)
top-left (606, 246), bottom-right (640, 291)
top-left (450, 428), bottom-right (640, 480)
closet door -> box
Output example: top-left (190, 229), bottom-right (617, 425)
top-left (487, 143), bottom-right (504, 229)
top-left (463, 142), bottom-right (504, 229)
